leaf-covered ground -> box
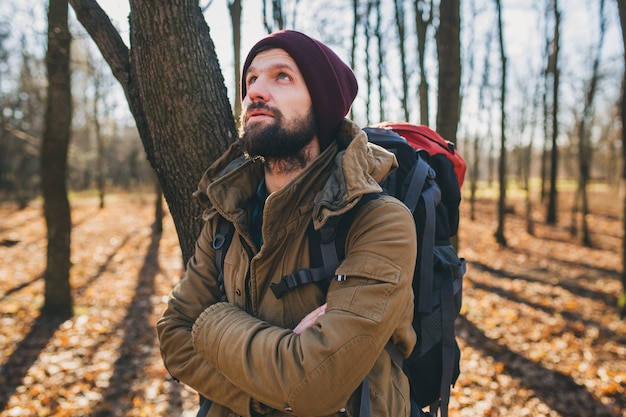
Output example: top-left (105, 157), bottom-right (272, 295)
top-left (0, 189), bottom-right (624, 417)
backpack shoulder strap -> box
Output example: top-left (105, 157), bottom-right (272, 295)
top-left (269, 193), bottom-right (382, 299)
top-left (212, 215), bottom-right (234, 302)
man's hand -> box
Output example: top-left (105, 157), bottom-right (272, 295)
top-left (293, 303), bottom-right (327, 334)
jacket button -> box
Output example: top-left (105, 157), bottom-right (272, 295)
top-left (235, 289), bottom-right (242, 296)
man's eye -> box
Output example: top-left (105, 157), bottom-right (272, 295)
top-left (247, 76), bottom-right (257, 86)
top-left (278, 73), bottom-right (291, 81)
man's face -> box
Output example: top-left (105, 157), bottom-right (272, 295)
top-left (239, 48), bottom-right (317, 161)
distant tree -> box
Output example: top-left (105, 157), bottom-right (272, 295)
top-left (469, 25), bottom-right (494, 222)
top-left (85, 54), bottom-right (108, 209)
top-left (374, 0), bottom-right (385, 121)
top-left (1, 35), bottom-right (45, 208)
top-left (363, 0), bottom-right (374, 124)
top-left (436, 0), bottom-right (461, 145)
top-left (546, 0), bottom-right (561, 224)
top-left (414, 0), bottom-right (433, 125)
top-left (572, 0), bottom-right (607, 247)
top-left (394, 0), bottom-right (409, 121)
top-left (69, 0), bottom-right (235, 263)
top-left (263, 0), bottom-right (285, 32)
top-left (229, 0), bottom-right (242, 123)
top-left (494, 0), bottom-right (507, 246)
top-left (540, 1), bottom-right (551, 202)
top-left (616, 0), bottom-right (626, 319)
top-left (350, 0), bottom-right (359, 120)
top-left (41, 0), bottom-right (73, 318)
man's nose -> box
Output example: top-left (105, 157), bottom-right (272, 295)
top-left (246, 77), bottom-right (270, 103)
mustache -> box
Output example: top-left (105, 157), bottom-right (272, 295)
top-left (244, 102), bottom-right (281, 121)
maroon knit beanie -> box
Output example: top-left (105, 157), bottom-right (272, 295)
top-left (242, 30), bottom-right (358, 150)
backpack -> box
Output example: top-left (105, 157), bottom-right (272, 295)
top-left (207, 123), bottom-right (466, 417)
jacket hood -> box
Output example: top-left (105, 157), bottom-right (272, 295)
top-left (193, 119), bottom-right (398, 229)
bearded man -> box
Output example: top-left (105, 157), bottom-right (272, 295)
top-left (157, 30), bottom-right (417, 417)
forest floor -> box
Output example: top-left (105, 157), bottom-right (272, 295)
top-left (0, 188), bottom-right (624, 417)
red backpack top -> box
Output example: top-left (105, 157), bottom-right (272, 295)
top-left (372, 121), bottom-right (466, 189)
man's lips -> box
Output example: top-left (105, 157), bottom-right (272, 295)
top-left (247, 112), bottom-right (272, 121)
top-left (245, 105), bottom-right (277, 122)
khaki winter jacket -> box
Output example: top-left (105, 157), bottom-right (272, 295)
top-left (157, 119), bottom-right (417, 417)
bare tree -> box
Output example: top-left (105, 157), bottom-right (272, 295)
top-left (374, 0), bottom-right (385, 121)
top-left (394, 0), bottom-right (409, 121)
top-left (616, 0), bottom-right (626, 319)
top-left (350, 0), bottom-right (359, 120)
top-left (546, 0), bottom-right (561, 224)
top-left (469, 22), bottom-right (494, 222)
top-left (41, 0), bottom-right (73, 318)
top-left (263, 0), bottom-right (285, 32)
top-left (436, 0), bottom-right (461, 145)
top-left (414, 0), bottom-right (433, 125)
top-left (229, 0), bottom-right (242, 123)
top-left (85, 53), bottom-right (108, 208)
top-left (572, 0), bottom-right (607, 247)
top-left (2, 34), bottom-right (45, 208)
top-left (69, 0), bottom-right (236, 262)
top-left (524, 75), bottom-right (542, 236)
top-left (364, 0), bottom-right (374, 124)
top-left (494, 0), bottom-right (507, 246)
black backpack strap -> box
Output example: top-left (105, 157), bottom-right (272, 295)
top-left (403, 156), bottom-right (441, 313)
top-left (270, 193), bottom-right (381, 299)
top-left (197, 395), bottom-right (212, 417)
top-left (196, 216), bottom-right (235, 415)
top-left (212, 215), bottom-right (234, 302)
top-left (403, 154), bottom-right (433, 214)
top-left (270, 265), bottom-right (331, 299)
top-left (437, 256), bottom-right (465, 417)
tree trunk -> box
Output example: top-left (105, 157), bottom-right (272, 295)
top-left (41, 0), bottom-right (73, 319)
top-left (546, 0), bottom-right (560, 224)
top-left (154, 173), bottom-right (164, 234)
top-left (364, 1), bottom-right (373, 125)
top-left (69, 0), bottom-right (237, 263)
top-left (375, 0), bottom-right (385, 121)
top-left (616, 0), bottom-right (626, 319)
top-left (436, 0), bottom-right (461, 145)
top-left (575, 0), bottom-right (607, 247)
top-left (414, 0), bottom-right (433, 125)
top-left (350, 0), bottom-right (359, 121)
top-left (229, 0), bottom-right (242, 124)
top-left (394, 0), bottom-right (409, 121)
top-left (91, 62), bottom-right (106, 209)
top-left (494, 0), bottom-right (507, 246)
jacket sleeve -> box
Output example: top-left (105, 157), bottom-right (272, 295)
top-left (156, 220), bottom-right (256, 417)
top-left (191, 197), bottom-right (417, 416)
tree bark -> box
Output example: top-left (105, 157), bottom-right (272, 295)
top-left (575, 0), bottom-right (606, 247)
top-left (394, 0), bottom-right (409, 121)
top-left (229, 0), bottom-right (242, 124)
top-left (364, 1), bottom-right (373, 125)
top-left (436, 0), bottom-right (461, 145)
top-left (69, 0), bottom-right (237, 263)
top-left (41, 0), bottom-right (73, 318)
top-left (414, 0), bottom-right (433, 125)
top-left (350, 0), bottom-right (359, 121)
top-left (615, 0), bottom-right (626, 318)
top-left (375, 0), bottom-right (385, 121)
top-left (546, 0), bottom-right (560, 224)
top-left (494, 0), bottom-right (507, 246)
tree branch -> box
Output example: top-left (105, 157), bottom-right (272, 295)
top-left (3, 124), bottom-right (39, 155)
top-left (68, 0), bottom-right (130, 93)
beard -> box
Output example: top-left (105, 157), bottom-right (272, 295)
top-left (238, 103), bottom-right (317, 171)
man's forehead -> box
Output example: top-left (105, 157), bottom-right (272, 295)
top-left (247, 48), bottom-right (299, 72)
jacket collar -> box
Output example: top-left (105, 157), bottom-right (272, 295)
top-left (195, 119), bottom-right (398, 230)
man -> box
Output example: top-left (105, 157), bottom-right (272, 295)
top-left (157, 30), bottom-right (417, 417)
